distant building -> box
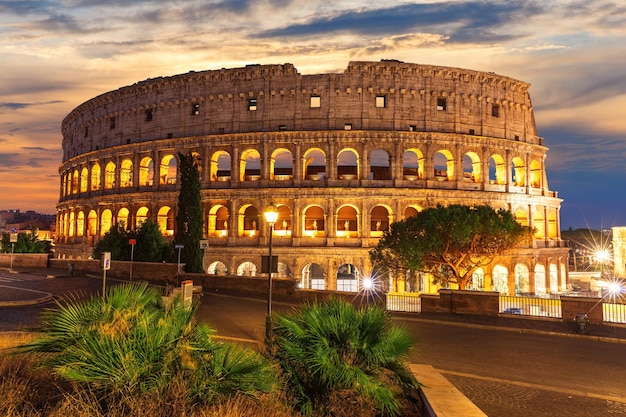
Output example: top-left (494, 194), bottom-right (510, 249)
top-left (613, 227), bottom-right (626, 278)
top-left (55, 60), bottom-right (569, 295)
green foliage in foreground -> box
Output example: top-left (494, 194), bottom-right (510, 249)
top-left (1, 227), bottom-right (49, 254)
top-left (17, 282), bottom-right (275, 404)
top-left (92, 219), bottom-right (174, 262)
top-left (273, 298), bottom-right (419, 416)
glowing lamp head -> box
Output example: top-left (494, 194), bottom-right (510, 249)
top-left (596, 249), bottom-right (609, 262)
top-left (264, 203), bottom-right (279, 226)
top-left (362, 277), bottom-right (374, 290)
top-left (607, 281), bottom-right (622, 295)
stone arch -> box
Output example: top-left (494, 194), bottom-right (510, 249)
top-left (462, 151), bottom-right (481, 182)
top-left (240, 148), bottom-right (261, 181)
top-left (76, 211), bottom-right (85, 237)
top-left (488, 154), bottom-right (506, 185)
top-left (433, 149), bottom-right (454, 181)
top-left (513, 207), bottom-right (529, 227)
top-left (207, 260), bottom-right (228, 275)
top-left (511, 156), bottom-right (526, 186)
top-left (80, 167), bottom-right (89, 193)
top-left (157, 206), bottom-right (174, 236)
top-left (336, 263), bottom-right (360, 292)
top-left (302, 262), bottom-right (325, 289)
top-left (549, 263), bottom-right (558, 294)
top-left (533, 209), bottom-right (545, 239)
top-left (237, 261), bottom-right (257, 277)
top-left (337, 148), bottom-right (359, 180)
top-left (370, 148), bottom-right (391, 180)
top-left (71, 169), bottom-right (79, 194)
top-left (239, 204), bottom-right (259, 237)
top-left (276, 262), bottom-right (292, 279)
top-left (135, 206), bottom-right (149, 228)
top-left (117, 207), bottom-right (130, 229)
top-left (514, 263), bottom-right (530, 295)
top-left (191, 151), bottom-right (203, 176)
top-left (336, 204), bottom-right (359, 237)
top-left (68, 211), bottom-right (75, 237)
top-left (87, 210), bottom-right (97, 237)
top-left (470, 267), bottom-right (485, 290)
top-left (100, 209), bottom-right (113, 236)
top-left (104, 161), bottom-right (116, 189)
top-left (303, 148), bottom-right (326, 180)
top-left (138, 156), bottom-right (154, 186)
top-left (529, 159), bottom-right (541, 188)
top-left (534, 263), bottom-right (546, 295)
top-left (159, 154), bottom-right (177, 185)
top-left (547, 210), bottom-right (558, 239)
top-left (492, 264), bottom-right (509, 294)
top-left (208, 205), bottom-right (229, 237)
top-left (370, 205), bottom-right (391, 237)
top-left (270, 148), bottom-right (293, 180)
top-left (275, 204), bottom-right (292, 236)
top-left (404, 205), bottom-right (423, 219)
top-left (402, 148), bottom-right (424, 180)
top-left (303, 205), bottom-right (325, 237)
top-left (210, 150), bottom-right (232, 181)
top-left (91, 162), bottom-right (101, 191)
top-left (120, 158), bottom-right (133, 188)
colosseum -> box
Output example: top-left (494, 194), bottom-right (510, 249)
top-left (56, 59), bottom-right (569, 295)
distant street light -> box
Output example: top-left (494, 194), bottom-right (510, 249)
top-left (264, 203), bottom-right (279, 344)
top-left (596, 249), bottom-right (610, 279)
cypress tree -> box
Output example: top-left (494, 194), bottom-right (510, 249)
top-left (175, 152), bottom-right (204, 273)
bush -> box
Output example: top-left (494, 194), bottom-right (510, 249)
top-left (272, 298), bottom-right (420, 416)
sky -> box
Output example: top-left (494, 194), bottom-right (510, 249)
top-left (0, 0), bottom-right (624, 230)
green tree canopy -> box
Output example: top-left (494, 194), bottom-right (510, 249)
top-left (0, 227), bottom-right (49, 253)
top-left (175, 152), bottom-right (204, 273)
top-left (93, 220), bottom-right (172, 263)
top-left (370, 204), bottom-right (533, 290)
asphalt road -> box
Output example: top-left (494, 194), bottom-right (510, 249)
top-left (1, 273), bottom-right (626, 416)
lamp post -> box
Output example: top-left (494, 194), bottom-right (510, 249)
top-left (264, 203), bottom-right (279, 344)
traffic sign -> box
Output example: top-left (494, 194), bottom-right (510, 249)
top-left (175, 244), bottom-right (184, 249)
top-left (199, 240), bottom-right (209, 249)
top-left (10, 227), bottom-right (18, 233)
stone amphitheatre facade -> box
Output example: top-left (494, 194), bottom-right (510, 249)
top-left (56, 60), bottom-right (569, 295)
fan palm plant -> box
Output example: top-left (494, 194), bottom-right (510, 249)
top-left (272, 297), bottom-right (419, 416)
top-left (18, 282), bottom-right (275, 404)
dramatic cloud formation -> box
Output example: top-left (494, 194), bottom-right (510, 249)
top-left (0, 0), bottom-right (624, 228)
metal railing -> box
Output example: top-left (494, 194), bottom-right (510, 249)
top-left (603, 303), bottom-right (626, 324)
top-left (499, 295), bottom-right (562, 318)
top-left (387, 293), bottom-right (421, 313)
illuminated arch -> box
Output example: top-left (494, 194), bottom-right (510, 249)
top-left (462, 151), bottom-right (481, 182)
top-left (514, 263), bottom-right (530, 294)
top-left (337, 148), bottom-right (359, 180)
top-left (72, 170), bottom-right (79, 194)
top-left (135, 206), bottom-right (149, 229)
top-left (302, 262), bottom-right (325, 289)
top-left (336, 263), bottom-right (360, 292)
top-left (533, 209), bottom-right (545, 239)
top-left (514, 208), bottom-right (529, 227)
top-left (534, 264), bottom-right (546, 295)
top-left (336, 205), bottom-right (359, 237)
top-left (492, 264), bottom-right (509, 294)
top-left (117, 207), bottom-right (130, 229)
top-left (238, 204), bottom-right (259, 237)
top-left (302, 205), bottom-right (325, 237)
top-left (370, 205), bottom-right (392, 237)
top-left (488, 154), bottom-right (506, 185)
top-left (68, 211), bottom-right (75, 237)
top-left (120, 159), bottom-right (133, 188)
top-left (511, 156), bottom-right (526, 186)
top-left (210, 150), bottom-right (231, 181)
top-left (76, 211), bottom-right (85, 237)
top-left (87, 210), bottom-right (97, 237)
top-left (403, 148), bottom-right (425, 180)
top-left (303, 148), bottom-right (326, 180)
top-left (100, 209), bottom-right (113, 236)
top-left (138, 157), bottom-right (153, 186)
top-left (270, 148), bottom-right (293, 180)
top-left (370, 148), bottom-right (390, 180)
top-left (274, 204), bottom-right (292, 237)
top-left (433, 149), bottom-right (454, 181)
top-left (404, 205), bottom-right (423, 219)
top-left (159, 154), bottom-right (177, 185)
top-left (240, 148), bottom-right (261, 181)
top-left (207, 260), bottom-right (228, 275)
top-left (157, 206), bottom-right (174, 236)
top-left (208, 205), bottom-right (229, 237)
top-left (80, 167), bottom-right (89, 193)
top-left (104, 161), bottom-right (116, 189)
top-left (237, 261), bottom-right (257, 277)
top-left (529, 159), bottom-right (541, 188)
top-left (91, 163), bottom-right (101, 191)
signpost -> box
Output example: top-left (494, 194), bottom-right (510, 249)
top-left (175, 244), bottom-right (184, 282)
top-left (101, 251), bottom-right (111, 295)
top-left (199, 239), bottom-right (209, 273)
top-left (129, 238), bottom-right (136, 281)
top-left (9, 230), bottom-right (18, 272)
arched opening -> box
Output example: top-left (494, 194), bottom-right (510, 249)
top-left (470, 267), bottom-right (485, 290)
top-left (433, 149), bottom-right (453, 181)
top-left (117, 208), bottom-right (130, 229)
top-left (492, 264), bottom-right (509, 294)
top-left (237, 261), bottom-right (257, 277)
top-left (533, 209), bottom-right (545, 239)
top-left (404, 205), bottom-right (422, 219)
top-left (100, 209), bottom-right (113, 237)
top-left (529, 159), bottom-right (541, 188)
top-left (549, 264), bottom-right (558, 294)
top-left (336, 263), bottom-right (359, 292)
top-left (462, 151), bottom-right (481, 182)
top-left (191, 151), bottom-right (202, 176)
top-left (515, 263), bottom-right (530, 295)
top-left (91, 163), bottom-right (101, 191)
top-left (240, 148), bottom-right (261, 181)
top-left (403, 149), bottom-right (424, 180)
top-left (274, 204), bottom-right (292, 237)
top-left (210, 151), bottom-right (232, 182)
top-left (80, 168), bottom-right (89, 193)
top-left (370, 149), bottom-right (390, 180)
top-left (157, 206), bottom-right (174, 236)
top-left (240, 205), bottom-right (259, 237)
top-left (160, 154), bottom-right (177, 185)
top-left (276, 262), bottom-right (292, 279)
top-left (270, 148), bottom-right (293, 180)
top-left (514, 208), bottom-right (529, 227)
top-left (511, 157), bottom-right (526, 186)
top-left (488, 154), bottom-right (506, 185)
top-left (72, 170), bottom-right (79, 194)
top-left (303, 205), bottom-right (325, 237)
top-left (337, 148), bottom-right (359, 180)
top-left (303, 148), bottom-right (326, 180)
top-left (207, 261), bottom-right (228, 275)
top-left (87, 210), bottom-right (97, 237)
top-left (68, 212), bottom-right (75, 237)
top-left (120, 159), bottom-right (133, 188)
top-left (104, 161), bottom-right (116, 189)
top-left (76, 211), bottom-right (85, 237)
top-left (208, 205), bottom-right (229, 237)
top-left (534, 264), bottom-right (546, 295)
top-left (370, 205), bottom-right (390, 237)
top-left (547, 210), bottom-right (558, 239)
top-left (336, 205), bottom-right (358, 237)
top-left (138, 157), bottom-right (154, 186)
top-left (302, 263), bottom-right (325, 289)
top-left (135, 207), bottom-right (149, 229)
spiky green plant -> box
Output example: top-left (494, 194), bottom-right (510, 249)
top-left (18, 282), bottom-right (275, 404)
top-left (272, 297), bottom-right (419, 416)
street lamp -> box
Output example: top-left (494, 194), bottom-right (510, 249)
top-left (264, 203), bottom-right (279, 344)
top-left (596, 249), bottom-right (609, 279)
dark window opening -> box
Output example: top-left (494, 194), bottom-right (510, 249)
top-left (437, 98), bottom-right (447, 111)
top-left (109, 117), bottom-right (116, 129)
top-left (469, 129), bottom-right (475, 135)
top-left (145, 109), bottom-right (153, 122)
top-left (492, 104), bottom-right (500, 117)
top-left (248, 98), bottom-right (257, 111)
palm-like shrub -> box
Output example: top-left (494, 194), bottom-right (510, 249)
top-left (18, 282), bottom-right (275, 405)
top-left (273, 298), bottom-right (419, 416)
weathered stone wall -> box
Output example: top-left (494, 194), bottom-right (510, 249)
top-left (0, 254), bottom-right (49, 268)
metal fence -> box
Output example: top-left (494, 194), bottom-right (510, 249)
top-left (499, 295), bottom-right (562, 318)
top-left (603, 303), bottom-right (626, 324)
top-left (387, 293), bottom-right (421, 313)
